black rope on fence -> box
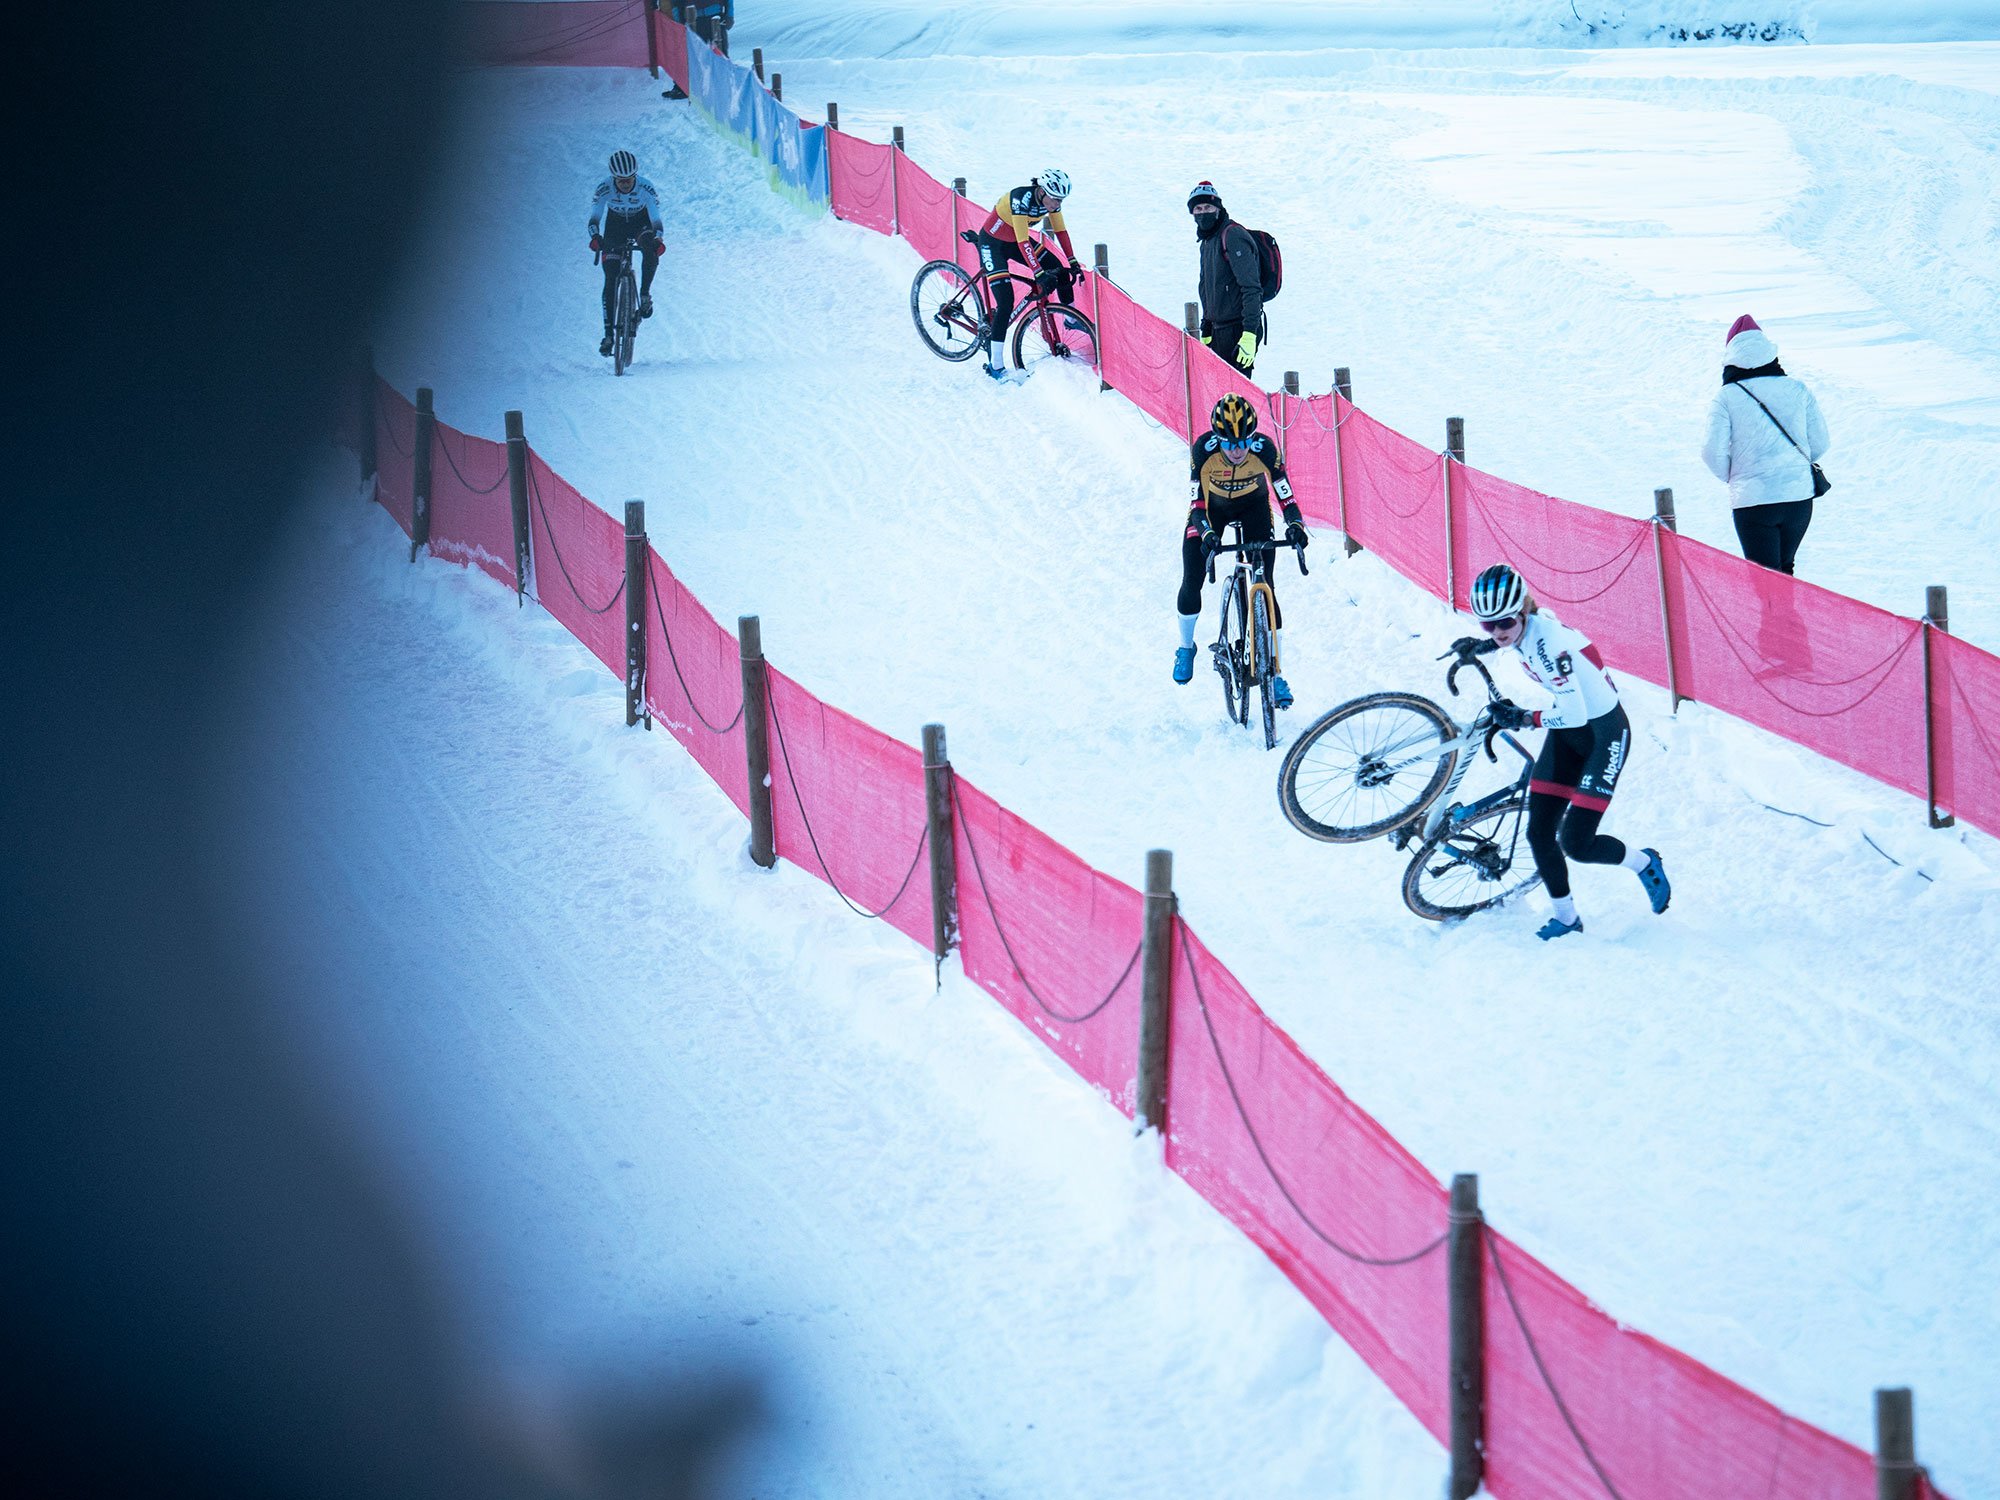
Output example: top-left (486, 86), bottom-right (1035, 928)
top-left (1679, 564), bottom-right (1922, 719)
top-left (1947, 661), bottom-right (2000, 785)
top-left (643, 551), bottom-right (746, 735)
top-left (950, 780), bottom-right (1142, 1025)
top-left (1753, 798), bottom-right (1937, 882)
top-left (376, 387), bottom-right (415, 457)
top-left (434, 430), bottom-right (510, 494)
top-left (527, 460), bottom-right (626, 615)
top-left (1179, 935), bottom-right (1450, 1268)
top-left (763, 675), bottom-right (930, 922)
top-left (1485, 1233), bottom-right (1628, 1500)
top-left (1475, 501), bottom-right (1651, 588)
top-left (493, 0), bottom-right (647, 66)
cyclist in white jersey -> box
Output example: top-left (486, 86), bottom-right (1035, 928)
top-left (587, 149), bottom-right (665, 356)
top-left (1469, 563), bottom-right (1671, 940)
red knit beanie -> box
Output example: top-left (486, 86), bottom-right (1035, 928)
top-left (1726, 313), bottom-right (1760, 342)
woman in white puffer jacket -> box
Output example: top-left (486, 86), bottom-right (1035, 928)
top-left (1700, 314), bottom-right (1830, 575)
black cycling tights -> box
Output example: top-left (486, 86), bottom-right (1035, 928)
top-left (1524, 794), bottom-right (1628, 902)
top-left (601, 239), bottom-right (660, 322)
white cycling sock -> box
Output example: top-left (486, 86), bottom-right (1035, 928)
top-left (1621, 846), bottom-right (1652, 872)
top-left (1550, 894), bottom-right (1579, 924)
top-left (1177, 612), bottom-right (1199, 649)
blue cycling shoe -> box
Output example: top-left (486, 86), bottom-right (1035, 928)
top-left (1636, 848), bottom-right (1672, 914)
top-left (1536, 915), bottom-right (1584, 941)
top-left (1172, 646), bottom-right (1196, 685)
top-left (1271, 674), bottom-right (1294, 710)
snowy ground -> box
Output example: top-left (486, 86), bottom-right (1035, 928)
top-left (345, 18), bottom-right (2000, 1495)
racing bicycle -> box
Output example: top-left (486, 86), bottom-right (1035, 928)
top-left (910, 236), bottom-right (1099, 376)
top-left (599, 242), bottom-right (640, 376)
top-left (1209, 528), bottom-right (1307, 752)
top-left (1276, 637), bottom-right (1542, 920)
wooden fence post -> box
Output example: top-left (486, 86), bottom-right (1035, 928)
top-left (951, 176), bottom-right (966, 261)
top-left (1334, 367), bottom-right (1359, 557)
top-left (1443, 416), bottom-right (1464, 608)
top-left (1652, 488), bottom-right (1683, 711)
top-left (1924, 586), bottom-right (1954, 828)
top-left (504, 410), bottom-right (531, 606)
top-left (922, 723), bottom-right (958, 982)
top-left (624, 501), bottom-right (649, 729)
top-left (1182, 302), bottom-right (1200, 440)
top-left (1093, 244), bottom-right (1110, 391)
top-left (357, 346), bottom-right (377, 492)
top-left (740, 615), bottom-right (776, 869)
top-left (770, 72), bottom-right (781, 102)
top-left (826, 102), bottom-right (838, 130)
top-left (751, 46), bottom-right (763, 81)
top-left (890, 125), bottom-right (904, 235)
top-left (1448, 1173), bottom-right (1485, 1500)
top-left (1281, 371), bottom-right (1299, 463)
top-left (1135, 849), bottom-right (1175, 1135)
top-left (409, 386), bottom-right (435, 563)
top-left (1875, 1387), bottom-right (1918, 1500)
top-left (645, 0), bottom-right (660, 78)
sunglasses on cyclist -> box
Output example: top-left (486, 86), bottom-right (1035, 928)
top-left (613, 173), bottom-right (636, 190)
top-left (1477, 613), bottom-right (1524, 633)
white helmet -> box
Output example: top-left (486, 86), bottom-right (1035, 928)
top-left (609, 150), bottom-right (638, 179)
top-left (1037, 168), bottom-right (1071, 201)
top-left (1469, 563), bottom-right (1528, 622)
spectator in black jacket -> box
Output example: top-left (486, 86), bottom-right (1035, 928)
top-left (1189, 181), bottom-right (1264, 376)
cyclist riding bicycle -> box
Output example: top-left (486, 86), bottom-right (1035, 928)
top-left (1468, 563), bottom-right (1671, 939)
top-left (587, 149), bottom-right (665, 357)
top-left (1175, 393), bottom-right (1308, 708)
top-left (971, 168), bottom-right (1082, 380)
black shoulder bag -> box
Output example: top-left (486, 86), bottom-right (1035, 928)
top-left (1738, 385), bottom-right (1831, 498)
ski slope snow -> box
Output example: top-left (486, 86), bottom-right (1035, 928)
top-left (339, 16), bottom-right (2000, 1495)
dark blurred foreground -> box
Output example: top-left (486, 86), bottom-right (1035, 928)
top-left (1, 6), bottom-right (758, 1495)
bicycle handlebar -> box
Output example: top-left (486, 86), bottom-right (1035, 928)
top-left (1208, 537), bottom-right (1310, 577)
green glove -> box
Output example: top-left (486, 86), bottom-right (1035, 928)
top-left (1200, 334), bottom-right (1211, 346)
top-left (1234, 330), bottom-right (1258, 370)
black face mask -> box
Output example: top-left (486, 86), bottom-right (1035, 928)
top-left (1191, 202), bottom-right (1225, 239)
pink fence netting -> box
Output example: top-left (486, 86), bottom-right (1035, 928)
top-left (429, 421), bottom-right (516, 588)
top-left (642, 545), bottom-right (750, 817)
top-left (1482, 1232), bottom-right (1877, 1500)
top-left (1341, 405), bottom-right (1448, 601)
top-left (373, 378), bottom-right (416, 538)
top-left (763, 667), bottom-right (935, 951)
top-left (524, 450), bottom-right (626, 676)
top-left (829, 129), bottom-right (895, 235)
top-left (1935, 631), bottom-right (2000, 834)
top-left (948, 776), bottom-right (1146, 1109)
top-left (656, 11), bottom-right (689, 93)
top-left (1187, 338), bottom-right (1264, 455)
top-left (894, 154), bottom-right (961, 267)
top-left (1663, 533), bottom-right (1930, 801)
top-left (953, 190), bottom-right (985, 273)
top-left (1097, 280), bottom-right (1191, 440)
top-left (1456, 465), bottom-right (1670, 690)
top-left (457, 0), bottom-right (652, 68)
top-left (1166, 922), bottom-right (1453, 1445)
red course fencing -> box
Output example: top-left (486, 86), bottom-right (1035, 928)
top-left (381, 15), bottom-right (1972, 1494)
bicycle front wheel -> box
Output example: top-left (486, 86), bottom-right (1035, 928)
top-left (1401, 797), bottom-right (1540, 921)
top-left (1277, 692), bottom-right (1457, 842)
top-left (613, 273), bottom-right (636, 377)
top-left (912, 259), bottom-right (987, 361)
top-left (1252, 590), bottom-right (1276, 751)
top-left (1011, 303), bottom-right (1098, 374)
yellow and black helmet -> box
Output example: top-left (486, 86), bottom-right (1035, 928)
top-left (1210, 393), bottom-right (1258, 443)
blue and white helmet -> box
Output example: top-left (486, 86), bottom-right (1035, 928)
top-left (1037, 167), bottom-right (1071, 201)
top-left (609, 150), bottom-right (638, 179)
top-left (1469, 563), bottom-right (1529, 622)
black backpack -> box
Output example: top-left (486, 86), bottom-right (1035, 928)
top-left (1240, 226), bottom-right (1282, 301)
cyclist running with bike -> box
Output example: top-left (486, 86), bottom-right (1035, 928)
top-left (969, 169), bottom-right (1082, 380)
top-left (1468, 563), bottom-right (1671, 939)
top-left (587, 149), bottom-right (665, 358)
top-left (1175, 394), bottom-right (1308, 708)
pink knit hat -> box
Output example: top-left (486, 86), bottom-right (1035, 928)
top-left (1726, 314), bottom-right (1761, 342)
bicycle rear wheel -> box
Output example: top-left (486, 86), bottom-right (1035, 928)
top-left (1401, 797), bottom-right (1539, 921)
top-left (1252, 590), bottom-right (1276, 751)
top-left (1010, 303), bottom-right (1098, 374)
top-left (613, 272), bottom-right (636, 376)
top-left (1213, 576), bottom-right (1248, 728)
top-left (911, 259), bottom-right (987, 361)
top-left (1277, 691), bottom-right (1456, 842)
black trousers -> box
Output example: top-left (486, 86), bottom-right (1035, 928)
top-left (1178, 493), bottom-right (1281, 624)
top-left (600, 224), bottom-right (661, 324)
top-left (1733, 497), bottom-right (1813, 575)
top-left (1524, 705), bottom-right (1631, 901)
top-left (975, 235), bottom-right (1067, 339)
top-left (1207, 312), bottom-right (1267, 375)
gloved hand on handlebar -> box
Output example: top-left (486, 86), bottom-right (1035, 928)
top-left (589, 234), bottom-right (602, 252)
top-left (1487, 698), bottom-right (1539, 731)
top-left (1189, 516), bottom-right (1218, 557)
top-left (1285, 521), bottom-right (1310, 550)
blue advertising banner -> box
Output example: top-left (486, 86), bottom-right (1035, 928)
top-left (684, 36), bottom-right (826, 209)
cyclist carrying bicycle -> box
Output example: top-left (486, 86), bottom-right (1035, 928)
top-left (970, 169), bottom-right (1082, 380)
top-left (587, 149), bottom-right (665, 357)
top-left (1468, 563), bottom-right (1671, 939)
top-left (1175, 393), bottom-right (1308, 708)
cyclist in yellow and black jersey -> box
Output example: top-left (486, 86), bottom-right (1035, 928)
top-left (1175, 393), bottom-right (1309, 706)
top-left (969, 168), bottom-right (1082, 379)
